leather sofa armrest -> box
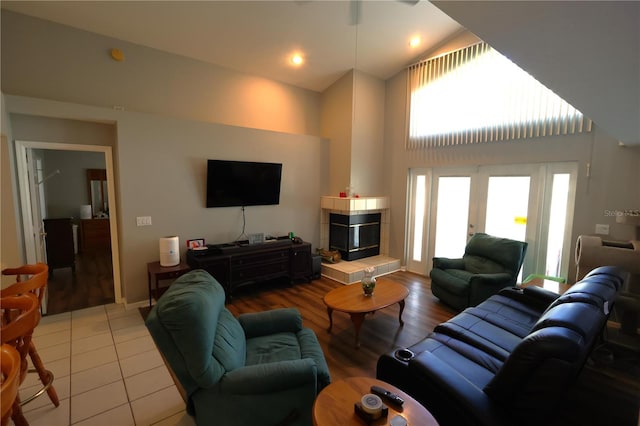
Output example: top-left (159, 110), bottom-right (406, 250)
top-left (219, 358), bottom-right (317, 394)
top-left (522, 285), bottom-right (562, 305)
top-left (410, 352), bottom-right (509, 426)
top-left (433, 257), bottom-right (465, 270)
top-left (238, 307), bottom-right (303, 338)
top-left (496, 286), bottom-right (561, 312)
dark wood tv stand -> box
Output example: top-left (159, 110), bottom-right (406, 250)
top-left (186, 239), bottom-right (312, 297)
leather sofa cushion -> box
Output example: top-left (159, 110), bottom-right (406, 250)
top-left (533, 302), bottom-right (605, 340)
top-left (547, 277), bottom-right (618, 314)
top-left (471, 294), bottom-right (543, 335)
top-left (435, 312), bottom-right (524, 361)
top-left (484, 327), bottom-right (586, 407)
top-left (410, 334), bottom-right (503, 389)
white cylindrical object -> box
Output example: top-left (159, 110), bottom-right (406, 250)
top-left (80, 204), bottom-right (92, 219)
top-left (160, 236), bottom-right (180, 267)
top-left (360, 394), bottom-right (383, 415)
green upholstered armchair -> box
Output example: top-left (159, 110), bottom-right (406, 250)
top-left (430, 233), bottom-right (528, 311)
top-left (145, 269), bottom-right (331, 426)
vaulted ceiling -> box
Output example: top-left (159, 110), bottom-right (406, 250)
top-left (0, 1), bottom-right (462, 92)
top-left (2, 1), bottom-right (638, 145)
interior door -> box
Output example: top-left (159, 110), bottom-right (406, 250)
top-left (26, 149), bottom-right (47, 264)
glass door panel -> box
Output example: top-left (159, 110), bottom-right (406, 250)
top-left (545, 173), bottom-right (570, 277)
top-left (485, 176), bottom-right (530, 242)
top-left (406, 169), bottom-right (431, 274)
top-left (411, 174), bottom-right (427, 262)
top-left (407, 163), bottom-right (576, 281)
top-left (433, 176), bottom-right (471, 258)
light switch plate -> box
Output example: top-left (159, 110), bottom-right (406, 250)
top-left (136, 216), bottom-right (152, 226)
top-left (595, 224), bottom-right (609, 235)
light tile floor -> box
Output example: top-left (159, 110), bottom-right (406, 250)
top-left (20, 303), bottom-right (196, 426)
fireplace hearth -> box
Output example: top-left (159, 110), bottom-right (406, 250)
top-left (329, 213), bottom-right (381, 261)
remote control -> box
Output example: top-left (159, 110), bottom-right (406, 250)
top-left (370, 385), bottom-right (404, 406)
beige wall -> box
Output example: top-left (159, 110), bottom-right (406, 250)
top-left (4, 95), bottom-right (329, 304)
top-left (351, 70), bottom-right (385, 197)
top-left (1, 10), bottom-right (322, 137)
top-left (320, 69), bottom-right (386, 197)
top-left (1, 94), bottom-right (21, 287)
top-left (1, 10), bottom-right (330, 304)
top-left (3, 9), bottom-right (638, 302)
top-left (320, 71), bottom-right (353, 196)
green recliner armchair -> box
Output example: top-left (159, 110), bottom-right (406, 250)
top-left (430, 233), bottom-right (528, 311)
top-left (145, 269), bottom-right (331, 426)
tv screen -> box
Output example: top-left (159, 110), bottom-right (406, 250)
top-left (206, 159), bottom-right (282, 208)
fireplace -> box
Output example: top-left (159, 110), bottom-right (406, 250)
top-left (329, 213), bottom-right (381, 261)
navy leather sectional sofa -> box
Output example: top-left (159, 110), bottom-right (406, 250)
top-left (377, 266), bottom-right (627, 426)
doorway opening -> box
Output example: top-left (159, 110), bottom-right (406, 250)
top-left (15, 141), bottom-right (121, 314)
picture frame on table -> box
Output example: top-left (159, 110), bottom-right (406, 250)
top-left (187, 238), bottom-right (205, 249)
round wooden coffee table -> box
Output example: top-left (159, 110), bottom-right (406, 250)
top-left (323, 277), bottom-right (409, 348)
top-left (313, 377), bottom-right (439, 426)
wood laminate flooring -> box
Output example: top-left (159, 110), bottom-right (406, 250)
top-left (136, 271), bottom-right (638, 425)
top-left (224, 272), bottom-right (639, 426)
top-left (46, 250), bottom-right (115, 315)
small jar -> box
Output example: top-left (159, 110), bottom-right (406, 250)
top-left (361, 267), bottom-right (376, 296)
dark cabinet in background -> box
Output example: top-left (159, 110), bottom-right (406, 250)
top-left (80, 219), bottom-right (111, 252)
top-left (187, 240), bottom-right (312, 297)
top-left (43, 218), bottom-right (75, 274)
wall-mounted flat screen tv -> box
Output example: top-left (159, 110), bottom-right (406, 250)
top-left (206, 159), bottom-right (282, 208)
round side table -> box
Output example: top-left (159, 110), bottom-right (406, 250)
top-left (313, 376), bottom-right (439, 425)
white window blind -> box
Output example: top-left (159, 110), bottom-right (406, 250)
top-left (407, 42), bottom-right (592, 149)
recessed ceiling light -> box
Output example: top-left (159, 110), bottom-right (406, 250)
top-left (409, 36), bottom-right (421, 48)
top-left (291, 54), bottom-right (304, 66)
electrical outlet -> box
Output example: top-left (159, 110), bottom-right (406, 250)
top-left (595, 224), bottom-right (609, 235)
top-left (136, 216), bottom-right (152, 226)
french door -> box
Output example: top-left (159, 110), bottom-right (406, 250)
top-left (407, 163), bottom-right (577, 282)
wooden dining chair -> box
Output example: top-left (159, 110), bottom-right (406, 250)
top-left (1, 264), bottom-right (59, 408)
top-left (1, 293), bottom-right (40, 426)
top-left (1, 344), bottom-right (22, 426)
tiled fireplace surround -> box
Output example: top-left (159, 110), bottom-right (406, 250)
top-left (320, 196), bottom-right (401, 284)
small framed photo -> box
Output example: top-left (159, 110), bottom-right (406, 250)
top-left (248, 233), bottom-right (265, 245)
top-left (187, 238), bottom-right (205, 249)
